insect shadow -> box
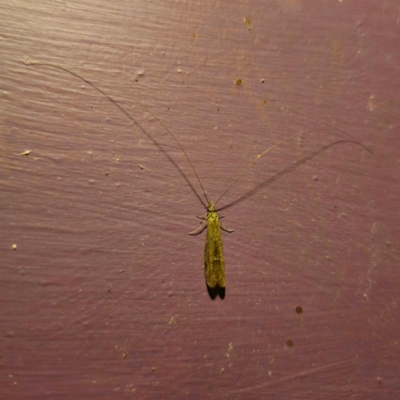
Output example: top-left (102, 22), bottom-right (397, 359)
top-left (218, 139), bottom-right (371, 212)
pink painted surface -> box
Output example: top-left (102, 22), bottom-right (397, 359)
top-left (1, 0), bottom-right (399, 398)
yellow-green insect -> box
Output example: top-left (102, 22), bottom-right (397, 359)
top-left (27, 61), bottom-right (370, 291)
top-left (189, 201), bottom-right (232, 289)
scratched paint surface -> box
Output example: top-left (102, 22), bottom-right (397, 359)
top-left (1, 0), bottom-right (399, 398)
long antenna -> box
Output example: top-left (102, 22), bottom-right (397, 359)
top-left (25, 60), bottom-right (210, 207)
top-left (214, 133), bottom-right (298, 207)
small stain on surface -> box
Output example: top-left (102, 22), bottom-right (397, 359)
top-left (295, 305), bottom-right (303, 313)
top-left (286, 340), bottom-right (294, 347)
top-left (226, 342), bottom-right (233, 357)
top-left (235, 78), bottom-right (243, 86)
top-left (244, 16), bottom-right (252, 30)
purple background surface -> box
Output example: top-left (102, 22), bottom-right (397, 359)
top-left (1, 0), bottom-right (399, 398)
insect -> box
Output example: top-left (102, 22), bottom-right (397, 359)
top-left (26, 60), bottom-right (371, 294)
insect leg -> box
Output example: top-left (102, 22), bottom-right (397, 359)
top-left (220, 223), bottom-right (234, 233)
top-left (189, 222), bottom-right (208, 235)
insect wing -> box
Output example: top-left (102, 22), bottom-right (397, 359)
top-left (204, 211), bottom-right (225, 288)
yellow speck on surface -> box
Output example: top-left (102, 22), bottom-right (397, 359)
top-left (235, 78), bottom-right (243, 86)
top-left (244, 16), bottom-right (252, 30)
top-left (18, 150), bottom-right (31, 156)
top-left (12, 244), bottom-right (17, 250)
top-left (194, 32), bottom-right (198, 37)
top-left (138, 164), bottom-right (144, 170)
top-left (226, 342), bottom-right (233, 357)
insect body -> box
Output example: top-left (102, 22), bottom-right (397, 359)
top-left (27, 61), bottom-right (371, 293)
top-left (204, 205), bottom-right (225, 288)
top-left (189, 202), bottom-right (234, 288)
